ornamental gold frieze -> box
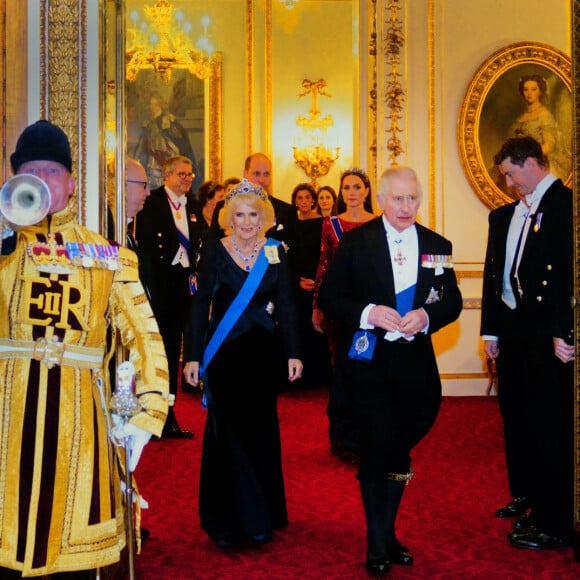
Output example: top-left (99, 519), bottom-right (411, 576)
top-left (383, 0), bottom-right (404, 165)
top-left (40, 0), bottom-right (87, 223)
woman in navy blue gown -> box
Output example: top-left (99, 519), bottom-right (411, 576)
top-left (183, 180), bottom-right (302, 548)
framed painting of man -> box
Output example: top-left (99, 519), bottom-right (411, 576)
top-left (127, 69), bottom-right (205, 194)
top-left (458, 42), bottom-right (572, 209)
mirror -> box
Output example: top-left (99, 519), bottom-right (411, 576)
top-left (104, 0), bottom-right (222, 240)
top-left (104, 0), bottom-right (361, 238)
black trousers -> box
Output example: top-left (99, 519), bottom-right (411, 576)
top-left (496, 304), bottom-right (573, 536)
top-left (151, 265), bottom-right (192, 396)
top-left (339, 336), bottom-right (442, 480)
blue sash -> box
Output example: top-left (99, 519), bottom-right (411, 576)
top-left (396, 284), bottom-right (416, 316)
top-left (200, 239), bottom-right (281, 405)
top-left (176, 228), bottom-right (190, 252)
top-left (330, 216), bottom-right (343, 242)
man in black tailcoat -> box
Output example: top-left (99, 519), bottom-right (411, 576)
top-left (318, 166), bottom-right (462, 575)
top-left (481, 136), bottom-right (574, 550)
top-left (135, 154), bottom-right (200, 438)
top-left (210, 152), bottom-right (298, 251)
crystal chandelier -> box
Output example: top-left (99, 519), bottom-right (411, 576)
top-left (292, 79), bottom-right (340, 184)
top-left (279, 0), bottom-right (300, 8)
top-left (126, 1), bottom-right (216, 83)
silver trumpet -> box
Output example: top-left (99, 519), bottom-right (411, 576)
top-left (0, 174), bottom-right (51, 227)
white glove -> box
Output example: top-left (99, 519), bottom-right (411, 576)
top-left (123, 423), bottom-right (152, 472)
top-left (111, 415), bottom-right (151, 472)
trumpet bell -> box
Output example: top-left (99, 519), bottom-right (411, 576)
top-left (0, 174), bottom-right (51, 226)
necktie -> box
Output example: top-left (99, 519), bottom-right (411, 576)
top-left (509, 204), bottom-right (532, 299)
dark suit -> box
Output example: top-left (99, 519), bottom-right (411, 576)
top-left (134, 186), bottom-right (200, 399)
top-left (318, 216), bottom-right (462, 562)
top-left (481, 178), bottom-right (573, 538)
top-left (319, 217), bottom-right (462, 475)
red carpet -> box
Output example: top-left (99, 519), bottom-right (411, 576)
top-left (133, 389), bottom-right (579, 579)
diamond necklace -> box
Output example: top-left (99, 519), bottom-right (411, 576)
top-left (232, 236), bottom-right (260, 271)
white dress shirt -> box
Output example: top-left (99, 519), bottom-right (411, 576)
top-left (165, 187), bottom-right (190, 268)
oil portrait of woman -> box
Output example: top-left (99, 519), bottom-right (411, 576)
top-left (475, 59), bottom-right (572, 202)
top-left (509, 74), bottom-right (571, 182)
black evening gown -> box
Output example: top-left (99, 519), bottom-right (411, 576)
top-left (290, 217), bottom-right (332, 389)
top-left (184, 239), bottom-right (300, 545)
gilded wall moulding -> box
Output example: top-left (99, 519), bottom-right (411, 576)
top-left (383, 0), bottom-right (404, 166)
top-left (41, 0), bottom-right (87, 223)
top-left (458, 41), bottom-right (572, 209)
top-left (572, 0), bottom-right (580, 547)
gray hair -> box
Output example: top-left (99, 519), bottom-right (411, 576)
top-left (376, 166), bottom-right (422, 205)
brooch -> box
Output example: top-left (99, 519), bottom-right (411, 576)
top-left (265, 245), bottom-right (280, 264)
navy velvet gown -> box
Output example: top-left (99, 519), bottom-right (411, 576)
top-left (184, 239), bottom-right (300, 545)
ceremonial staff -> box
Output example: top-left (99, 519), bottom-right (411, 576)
top-left (110, 361), bottom-right (142, 580)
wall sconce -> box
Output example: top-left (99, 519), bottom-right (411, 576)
top-left (126, 0), bottom-right (217, 83)
top-left (292, 79), bottom-right (340, 184)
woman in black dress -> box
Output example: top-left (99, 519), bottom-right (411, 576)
top-left (183, 179), bottom-right (302, 548)
top-left (290, 183), bottom-right (332, 389)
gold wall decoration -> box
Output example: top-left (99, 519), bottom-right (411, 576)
top-left (292, 79), bottom-right (340, 184)
top-left (383, 0), bottom-right (405, 165)
top-left (458, 41), bottom-right (572, 209)
top-left (246, 0), bottom-right (255, 154)
top-left (40, 0), bottom-right (87, 224)
top-left (366, 0), bottom-right (377, 181)
top-left (1, 4), bottom-right (58, 192)
top-left (572, 0), bottom-right (580, 554)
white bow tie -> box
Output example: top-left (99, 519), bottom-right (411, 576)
top-left (514, 201), bottom-right (530, 219)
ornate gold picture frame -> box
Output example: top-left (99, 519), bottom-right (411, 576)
top-left (458, 42), bottom-right (572, 209)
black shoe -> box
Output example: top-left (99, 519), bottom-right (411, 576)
top-left (512, 513), bottom-right (536, 532)
top-left (508, 529), bottom-right (571, 550)
top-left (162, 421), bottom-right (194, 439)
top-left (215, 537), bottom-right (238, 549)
top-left (140, 527), bottom-right (150, 544)
top-left (386, 542), bottom-right (413, 566)
top-left (496, 496), bottom-right (529, 518)
top-left (249, 533), bottom-right (272, 546)
top-left (365, 557), bottom-right (391, 576)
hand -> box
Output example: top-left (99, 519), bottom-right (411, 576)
top-left (367, 305), bottom-right (402, 332)
top-left (183, 361), bottom-right (200, 386)
top-left (553, 337), bottom-right (574, 364)
top-left (484, 340), bottom-right (499, 359)
top-left (399, 308), bottom-right (428, 338)
top-left (312, 308), bottom-right (325, 334)
top-left (288, 358), bottom-right (303, 382)
top-left (299, 277), bottom-right (316, 292)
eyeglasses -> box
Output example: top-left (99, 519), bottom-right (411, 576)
top-left (128, 179), bottom-right (148, 190)
top-left (175, 171), bottom-right (195, 180)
